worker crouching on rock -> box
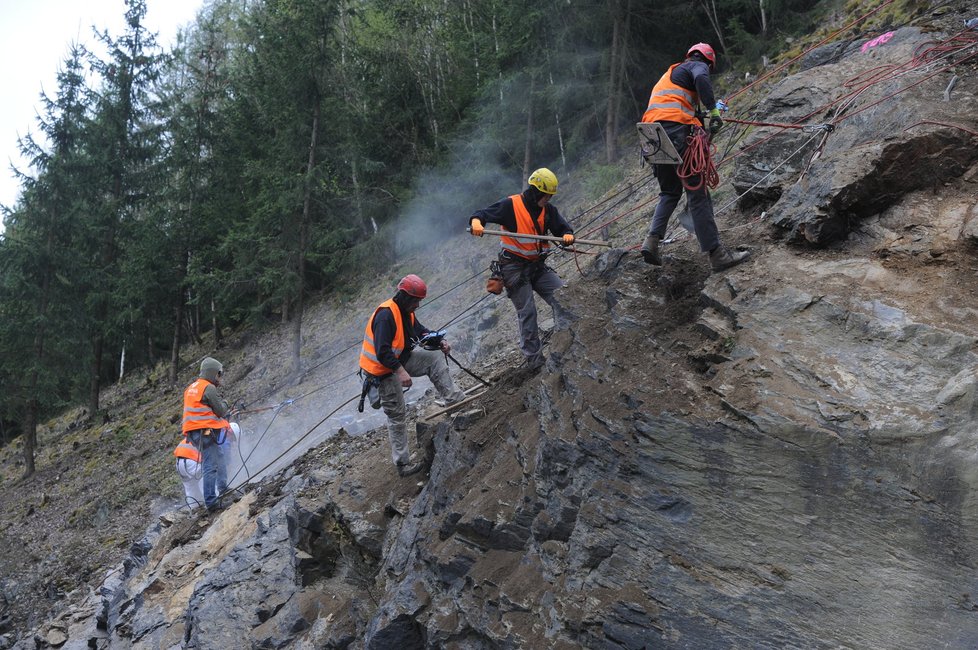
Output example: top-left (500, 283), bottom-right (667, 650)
top-left (359, 275), bottom-right (465, 477)
top-left (639, 43), bottom-right (749, 273)
top-left (468, 168), bottom-right (575, 370)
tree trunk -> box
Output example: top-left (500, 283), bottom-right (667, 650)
top-left (699, 0), bottom-right (730, 62)
top-left (24, 228), bottom-right (56, 473)
top-left (193, 302), bottom-right (202, 343)
top-left (169, 291), bottom-right (183, 384)
top-left (89, 331), bottom-right (103, 417)
top-left (351, 157), bottom-right (372, 235)
top-left (24, 328), bottom-right (45, 476)
top-left (146, 321), bottom-right (155, 366)
top-left (605, 0), bottom-right (622, 163)
top-left (522, 74), bottom-right (536, 183)
top-left (23, 401), bottom-right (37, 477)
top-left (293, 100), bottom-right (321, 374)
top-left (211, 298), bottom-right (222, 348)
top-left (759, 0), bottom-right (767, 36)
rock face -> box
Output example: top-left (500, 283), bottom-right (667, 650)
top-left (14, 19), bottom-right (978, 650)
top-left (730, 27), bottom-right (978, 246)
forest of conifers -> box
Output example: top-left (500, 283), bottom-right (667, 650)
top-left (0, 0), bottom-right (826, 472)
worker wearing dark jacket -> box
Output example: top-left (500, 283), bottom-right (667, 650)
top-left (182, 357), bottom-right (231, 511)
top-left (469, 168), bottom-right (575, 369)
top-left (640, 43), bottom-right (749, 273)
top-left (360, 274), bottom-right (465, 477)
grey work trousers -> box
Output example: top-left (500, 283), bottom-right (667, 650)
top-left (500, 256), bottom-right (563, 364)
top-left (646, 121), bottom-right (720, 253)
top-left (378, 347), bottom-right (465, 466)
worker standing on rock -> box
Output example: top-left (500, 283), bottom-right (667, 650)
top-left (182, 357), bottom-right (232, 511)
top-left (359, 275), bottom-right (465, 477)
top-left (468, 168), bottom-right (576, 370)
top-left (639, 43), bottom-right (749, 273)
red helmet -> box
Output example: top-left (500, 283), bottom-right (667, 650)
top-left (397, 274), bottom-right (427, 298)
top-left (687, 43), bottom-right (716, 69)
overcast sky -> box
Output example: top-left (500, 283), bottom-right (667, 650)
top-left (0, 0), bottom-right (205, 225)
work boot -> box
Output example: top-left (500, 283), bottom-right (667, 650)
top-left (397, 461), bottom-right (424, 477)
top-left (525, 354), bottom-right (546, 371)
top-left (640, 234), bottom-right (662, 266)
top-left (709, 245), bottom-right (750, 272)
top-left (434, 391), bottom-right (466, 407)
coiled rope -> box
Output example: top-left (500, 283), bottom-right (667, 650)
top-left (678, 127), bottom-right (720, 192)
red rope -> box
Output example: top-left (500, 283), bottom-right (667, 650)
top-left (725, 117), bottom-right (808, 130)
top-left (678, 128), bottom-right (719, 192)
top-left (835, 49), bottom-right (978, 125)
top-left (904, 120), bottom-right (978, 138)
top-left (580, 195), bottom-right (658, 239)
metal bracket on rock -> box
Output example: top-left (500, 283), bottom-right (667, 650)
top-left (802, 123), bottom-right (835, 134)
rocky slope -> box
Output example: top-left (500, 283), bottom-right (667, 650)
top-left (4, 12), bottom-right (978, 650)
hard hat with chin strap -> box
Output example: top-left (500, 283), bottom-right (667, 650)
top-left (686, 42), bottom-right (717, 69)
top-left (528, 168), bottom-right (558, 195)
top-left (397, 274), bottom-right (427, 299)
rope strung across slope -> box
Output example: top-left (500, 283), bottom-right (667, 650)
top-left (207, 15), bottom-right (978, 506)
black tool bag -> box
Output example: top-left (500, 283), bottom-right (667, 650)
top-left (357, 373), bottom-right (383, 412)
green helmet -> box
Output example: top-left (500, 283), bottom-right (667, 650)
top-left (200, 357), bottom-right (223, 383)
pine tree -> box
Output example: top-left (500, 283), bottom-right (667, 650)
top-left (0, 44), bottom-right (92, 474)
top-left (82, 0), bottom-right (166, 414)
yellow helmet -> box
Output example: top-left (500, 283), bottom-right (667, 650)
top-left (528, 168), bottom-right (558, 195)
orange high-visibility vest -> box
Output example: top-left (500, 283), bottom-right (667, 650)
top-left (181, 378), bottom-right (230, 434)
top-left (173, 436), bottom-right (201, 463)
top-left (499, 194), bottom-right (548, 260)
top-left (641, 63), bottom-right (700, 126)
top-left (359, 299), bottom-right (416, 377)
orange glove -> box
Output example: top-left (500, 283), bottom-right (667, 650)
top-left (470, 218), bottom-right (484, 237)
top-left (562, 233), bottom-right (575, 245)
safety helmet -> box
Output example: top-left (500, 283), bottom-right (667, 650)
top-left (397, 274), bottom-right (427, 299)
top-left (686, 43), bottom-right (716, 69)
top-left (527, 168), bottom-right (558, 195)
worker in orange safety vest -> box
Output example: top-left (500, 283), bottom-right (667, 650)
top-left (468, 168), bottom-right (576, 370)
top-left (639, 43), bottom-right (749, 273)
top-left (182, 357), bottom-right (231, 511)
top-left (359, 275), bottom-right (465, 477)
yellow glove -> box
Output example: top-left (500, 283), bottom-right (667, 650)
top-left (562, 233), bottom-right (575, 245)
top-left (470, 218), bottom-right (484, 237)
